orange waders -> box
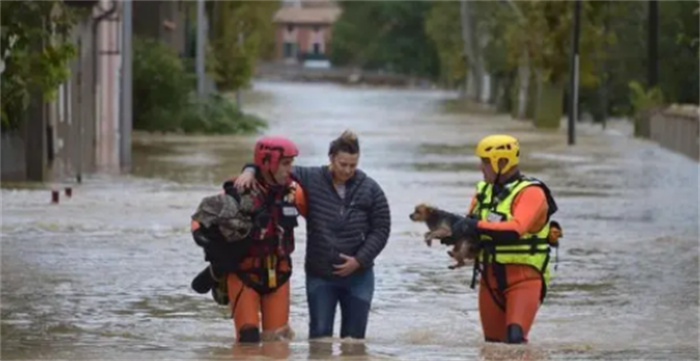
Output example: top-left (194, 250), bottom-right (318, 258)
top-left (478, 264), bottom-right (543, 343)
top-left (228, 256), bottom-right (292, 342)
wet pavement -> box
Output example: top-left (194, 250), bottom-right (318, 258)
top-left (2, 81), bottom-right (698, 360)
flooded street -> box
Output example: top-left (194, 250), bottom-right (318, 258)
top-left (2, 81), bottom-right (698, 360)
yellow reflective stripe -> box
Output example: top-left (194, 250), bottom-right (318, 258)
top-left (493, 245), bottom-right (549, 252)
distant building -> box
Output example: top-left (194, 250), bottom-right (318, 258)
top-left (273, 0), bottom-right (341, 63)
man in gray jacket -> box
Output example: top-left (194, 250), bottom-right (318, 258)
top-left (235, 130), bottom-right (391, 340)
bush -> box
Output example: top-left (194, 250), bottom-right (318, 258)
top-left (132, 36), bottom-right (266, 135)
top-left (180, 93), bottom-right (267, 135)
top-left (133, 37), bottom-right (193, 132)
top-left (628, 80), bottom-right (665, 137)
top-left (628, 80), bottom-right (665, 114)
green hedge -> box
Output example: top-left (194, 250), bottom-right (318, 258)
top-left (132, 37), bottom-right (266, 135)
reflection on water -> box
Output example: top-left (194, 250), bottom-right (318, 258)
top-left (2, 81), bottom-right (698, 360)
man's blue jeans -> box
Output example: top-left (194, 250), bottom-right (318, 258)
top-left (306, 268), bottom-right (374, 339)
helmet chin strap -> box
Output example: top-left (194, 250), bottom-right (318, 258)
top-left (265, 170), bottom-right (286, 187)
top-left (267, 171), bottom-right (278, 185)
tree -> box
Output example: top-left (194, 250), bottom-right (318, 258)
top-left (424, 2), bottom-right (465, 88)
top-left (474, 2), bottom-right (523, 111)
top-left (207, 0), bottom-right (278, 92)
top-left (331, 1), bottom-right (439, 78)
top-left (1, 1), bottom-right (82, 131)
top-left (427, 1), bottom-right (511, 102)
top-left (580, 1), bottom-right (698, 122)
top-left (496, 1), bottom-right (611, 128)
top-left (657, 1), bottom-right (698, 104)
top-left (132, 37), bottom-right (193, 131)
top-left (459, 0), bottom-right (485, 101)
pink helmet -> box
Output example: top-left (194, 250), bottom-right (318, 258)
top-left (254, 136), bottom-right (299, 174)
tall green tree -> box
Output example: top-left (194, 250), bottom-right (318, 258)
top-left (496, 1), bottom-right (610, 128)
top-left (331, 1), bottom-right (439, 78)
top-left (1, 1), bottom-right (83, 131)
top-left (657, 1), bottom-right (698, 104)
top-left (424, 1), bottom-right (464, 87)
top-left (207, 0), bottom-right (278, 92)
top-left (580, 1), bottom-right (698, 121)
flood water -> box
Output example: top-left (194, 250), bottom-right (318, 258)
top-left (2, 81), bottom-right (699, 360)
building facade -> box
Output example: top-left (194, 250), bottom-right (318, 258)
top-left (273, 0), bottom-right (341, 63)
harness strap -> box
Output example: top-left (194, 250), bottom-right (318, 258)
top-left (493, 262), bottom-right (508, 294)
top-left (475, 237), bottom-right (551, 311)
top-left (235, 255), bottom-right (292, 295)
top-left (231, 285), bottom-right (245, 317)
top-left (470, 256), bottom-right (480, 290)
top-left (474, 245), bottom-right (507, 311)
top-left (539, 253), bottom-right (551, 302)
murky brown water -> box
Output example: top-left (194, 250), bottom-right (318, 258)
top-left (2, 81), bottom-right (699, 360)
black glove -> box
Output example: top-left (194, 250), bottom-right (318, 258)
top-left (439, 235), bottom-right (459, 246)
top-left (192, 227), bottom-right (212, 247)
top-left (450, 216), bottom-right (479, 240)
top-left (192, 225), bottom-right (228, 248)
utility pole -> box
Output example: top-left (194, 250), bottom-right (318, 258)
top-left (568, 0), bottom-right (581, 146)
top-left (120, 0), bottom-right (133, 172)
top-left (196, 0), bottom-right (206, 97)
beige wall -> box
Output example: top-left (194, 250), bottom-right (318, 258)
top-left (649, 105), bottom-right (699, 161)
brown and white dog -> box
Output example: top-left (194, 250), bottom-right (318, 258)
top-left (409, 203), bottom-right (479, 269)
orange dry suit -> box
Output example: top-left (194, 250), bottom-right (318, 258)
top-left (466, 174), bottom-right (562, 344)
top-left (191, 177), bottom-right (306, 343)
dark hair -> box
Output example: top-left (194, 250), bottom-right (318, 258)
top-left (328, 130), bottom-right (360, 156)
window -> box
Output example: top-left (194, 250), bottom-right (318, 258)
top-left (313, 25), bottom-right (320, 32)
top-left (283, 42), bottom-right (296, 58)
top-left (286, 24), bottom-right (294, 33)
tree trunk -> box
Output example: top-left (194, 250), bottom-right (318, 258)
top-left (516, 51), bottom-right (530, 119)
top-left (534, 77), bottom-right (565, 129)
top-left (460, 0), bottom-right (481, 101)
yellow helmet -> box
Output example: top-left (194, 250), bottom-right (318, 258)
top-left (475, 134), bottom-right (520, 174)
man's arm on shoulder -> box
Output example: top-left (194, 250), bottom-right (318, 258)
top-left (239, 162), bottom-right (316, 189)
top-left (292, 165), bottom-right (322, 189)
